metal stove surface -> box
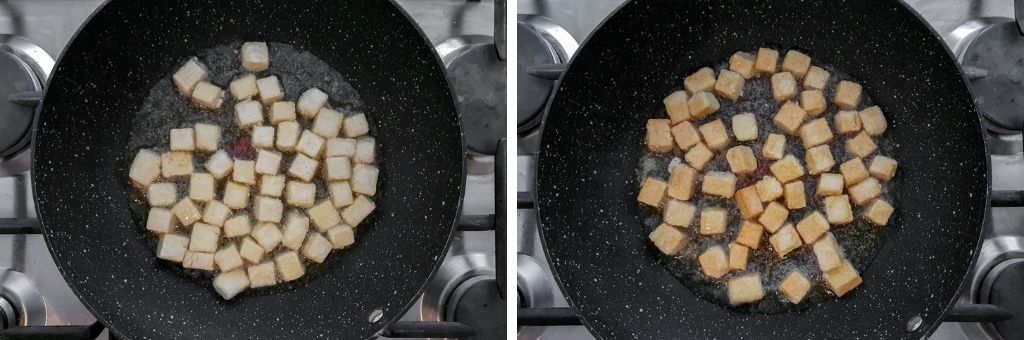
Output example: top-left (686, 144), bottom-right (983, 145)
top-left (0, 0), bottom-right (499, 339)
top-left (516, 0), bottom-right (1022, 339)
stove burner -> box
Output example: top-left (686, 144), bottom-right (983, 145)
top-left (960, 20), bottom-right (1024, 131)
top-left (981, 258), bottom-right (1024, 338)
top-left (517, 23), bottom-right (557, 134)
top-left (0, 296), bottom-right (15, 330)
top-left (439, 36), bottom-right (506, 155)
top-left (0, 48), bottom-right (41, 159)
top-left (0, 269), bottom-right (45, 328)
top-left (446, 276), bottom-right (505, 340)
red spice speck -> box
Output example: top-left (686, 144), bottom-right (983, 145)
top-left (229, 136), bottom-right (256, 160)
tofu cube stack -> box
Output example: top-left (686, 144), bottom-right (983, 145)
top-left (146, 42), bottom-right (382, 300)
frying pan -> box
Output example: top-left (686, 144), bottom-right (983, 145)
top-left (536, 0), bottom-right (989, 338)
top-left (30, 0), bottom-right (464, 339)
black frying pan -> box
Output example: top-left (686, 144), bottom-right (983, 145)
top-left (536, 0), bottom-right (988, 338)
top-left (31, 0), bottom-right (464, 339)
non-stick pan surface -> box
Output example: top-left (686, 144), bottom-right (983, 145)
top-left (537, 0), bottom-right (988, 338)
top-left (32, 0), bottom-right (464, 339)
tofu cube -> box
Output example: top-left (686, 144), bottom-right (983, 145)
top-left (755, 47), bottom-right (779, 74)
top-left (183, 251), bottom-right (216, 271)
top-left (239, 236), bottom-right (265, 264)
top-left (286, 180), bottom-right (316, 208)
top-left (663, 199), bottom-right (696, 227)
top-left (714, 69), bottom-right (745, 101)
top-left (823, 260), bottom-right (863, 297)
top-left (770, 155), bottom-right (806, 183)
top-left (762, 133), bottom-right (786, 160)
top-left (758, 201), bottom-right (790, 233)
top-left (784, 180), bottom-right (807, 209)
top-left (736, 186), bottom-right (764, 220)
top-left (189, 223), bottom-right (221, 252)
top-left (275, 251), bottom-right (306, 282)
top-left (170, 128), bottom-right (195, 151)
top-left (670, 121), bottom-right (701, 151)
top-left (701, 171), bottom-right (737, 199)
top-left (699, 207), bottom-right (728, 235)
top-left (157, 233), bottom-right (190, 262)
top-left (805, 145), bottom-right (835, 175)
top-left (729, 51), bottom-right (756, 79)
top-left (326, 224), bottom-right (356, 249)
top-left (260, 174), bottom-right (287, 197)
top-left (235, 100), bottom-right (264, 128)
top-left (229, 74), bottom-right (259, 100)
top-left (663, 90), bottom-right (691, 124)
top-left (824, 195), bottom-right (854, 225)
top-left (771, 72), bottom-right (798, 102)
top-left (796, 211), bottom-right (830, 243)
top-left (222, 181), bottom-right (250, 210)
top-left (727, 273), bottom-right (765, 305)
top-left (325, 156), bottom-right (352, 181)
top-left (281, 212), bottom-right (310, 250)
top-left (736, 221), bottom-right (764, 249)
top-left (813, 232), bottom-right (844, 272)
top-left (834, 110), bottom-right (862, 135)
top-left (687, 91), bottom-right (720, 119)
top-left (148, 182), bottom-right (177, 207)
top-left (699, 119), bottom-right (730, 150)
top-left (251, 126), bottom-right (275, 149)
top-left (129, 149), bottom-right (162, 188)
top-left (172, 58), bottom-right (208, 95)
top-left (726, 146), bottom-right (757, 174)
top-left (834, 80), bottom-right (862, 109)
top-left (251, 222), bottom-right (283, 251)
top-left (296, 130), bottom-right (326, 158)
top-left (355, 137), bottom-right (376, 164)
top-left (215, 244), bottom-right (244, 272)
top-left (804, 66), bottom-right (830, 91)
top-left (240, 41), bottom-right (269, 71)
top-left (638, 177), bottom-right (668, 207)
top-left (257, 75), bottom-right (284, 105)
top-left (769, 223), bottom-right (803, 258)
top-left (329, 181), bottom-right (355, 208)
top-left (868, 155), bottom-right (898, 181)
top-left (301, 233), bottom-right (334, 263)
top-left (816, 173), bottom-right (845, 196)
top-left (247, 261), bottom-right (278, 288)
top-left (859, 106), bottom-right (888, 136)
top-left (649, 223), bottom-right (688, 255)
top-left (799, 118), bottom-right (833, 149)
top-left (313, 108), bottom-right (345, 138)
top-left (202, 200), bottom-right (232, 227)
top-left (146, 208), bottom-right (176, 234)
top-left (287, 154), bottom-right (319, 182)
top-left (194, 124), bottom-right (221, 153)
top-left (192, 81), bottom-right (225, 109)
top-left (864, 199), bottom-right (895, 226)
top-left (782, 50), bottom-right (812, 78)
top-left (732, 112), bottom-right (759, 142)
top-left (270, 101), bottom-right (297, 124)
top-left (779, 271), bottom-right (812, 304)
top-left (309, 200), bottom-right (342, 231)
top-left (341, 196), bottom-right (376, 227)
top-left (846, 131), bottom-right (878, 158)
top-left (848, 177), bottom-right (882, 206)
top-left (223, 214), bottom-right (252, 238)
top-left (171, 198), bottom-right (202, 227)
top-left (840, 158), bottom-right (869, 186)
top-left (213, 269), bottom-right (249, 300)
top-left (773, 101), bottom-right (807, 135)
top-left (801, 90), bottom-right (826, 116)
top-left (253, 196), bottom-right (284, 223)
top-left (646, 119), bottom-right (674, 153)
top-left (255, 150), bottom-right (283, 175)
top-left (729, 243), bottom-right (750, 271)
top-left (326, 138), bottom-right (357, 158)
top-left (205, 150), bottom-right (233, 180)
top-left (188, 173), bottom-right (215, 202)
top-left (698, 246), bottom-right (729, 279)
top-left (233, 160), bottom-right (256, 184)
top-left (161, 151), bottom-right (194, 178)
top-left (755, 176), bottom-right (784, 203)
top-left (276, 121), bottom-right (301, 152)
top-left (343, 113), bottom-right (371, 138)
top-left (667, 165), bottom-right (697, 201)
top-left (684, 67), bottom-right (716, 94)
top-left (684, 143), bottom-right (714, 171)
top-left (298, 87), bottom-right (329, 119)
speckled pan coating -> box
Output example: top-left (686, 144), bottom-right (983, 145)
top-left (536, 0), bottom-right (989, 339)
top-left (31, 0), bottom-right (465, 339)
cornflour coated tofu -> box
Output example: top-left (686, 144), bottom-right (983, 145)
top-left (649, 223), bottom-right (687, 255)
top-left (172, 58), bottom-right (208, 95)
top-left (301, 233), bottom-right (333, 263)
top-left (727, 273), bottom-right (764, 305)
top-left (287, 154), bottom-right (320, 182)
top-left (275, 251), bottom-right (306, 282)
top-left (130, 149), bottom-right (161, 188)
top-left (343, 113), bottom-right (370, 138)
top-left (298, 87), bottom-right (329, 119)
top-left (161, 151), bottom-right (193, 178)
top-left (758, 201), bottom-right (789, 233)
top-left (229, 74), bottom-right (259, 100)
top-left (192, 81), bottom-right (224, 109)
top-left (313, 108), bottom-right (345, 139)
top-left (247, 261), bottom-right (277, 288)
top-left (213, 269), bottom-right (249, 300)
top-left (240, 42), bottom-right (269, 72)
top-left (342, 196), bottom-right (375, 227)
top-left (352, 164), bottom-right (379, 196)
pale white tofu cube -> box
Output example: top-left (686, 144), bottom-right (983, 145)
top-left (183, 251), bottom-right (215, 271)
top-left (240, 41), bottom-right (269, 72)
top-left (260, 174), bottom-right (286, 197)
top-left (796, 211), bottom-right (830, 243)
top-left (298, 87), bottom-right (330, 119)
top-left (281, 212), bottom-right (310, 250)
top-left (247, 261), bottom-right (277, 288)
top-left (253, 196), bottom-right (284, 223)
top-left (158, 234), bottom-right (190, 262)
top-left (663, 199), bottom-right (696, 227)
top-left (255, 150), bottom-right (283, 175)
top-left (868, 155), bottom-right (898, 181)
top-left (649, 223), bottom-right (687, 255)
top-left (309, 200), bottom-right (342, 231)
top-left (726, 146), bottom-right (757, 174)
top-left (662, 90), bottom-right (691, 124)
top-left (202, 200), bottom-right (232, 226)
top-left (213, 269), bottom-right (249, 300)
top-left (330, 181), bottom-right (355, 208)
top-left (301, 233), bottom-right (333, 263)
top-left (270, 101), bottom-right (297, 124)
top-left (171, 198), bottom-right (202, 227)
top-left (205, 150), bottom-right (233, 180)
top-left (727, 273), bottom-right (765, 305)
top-left (235, 100), bottom-right (264, 129)
top-left (172, 58), bottom-right (208, 95)
top-left (233, 160), bottom-right (256, 184)
top-left (762, 134), bottom-right (786, 160)
top-left (287, 154), bottom-right (320, 182)
top-left (701, 171), bottom-right (737, 199)
top-left (251, 222), bottom-right (283, 251)
top-left (326, 138), bottom-right (358, 158)
top-left (170, 128), bottom-right (195, 151)
top-left (161, 151), bottom-right (193, 178)
top-left (239, 236), bottom-right (265, 264)
top-left (355, 137), bottom-right (376, 164)
top-left (834, 80), bottom-right (863, 109)
top-left (256, 76), bottom-right (284, 105)
top-left (222, 181), bottom-right (250, 210)
top-left (698, 245), bottom-right (728, 279)
top-left (343, 113), bottom-right (370, 138)
top-left (864, 199), bottom-right (894, 226)
top-left (341, 196), bottom-right (375, 227)
top-left (223, 214), bottom-right (252, 238)
top-left (194, 123), bottom-right (221, 153)
top-left (755, 176), bottom-right (783, 203)
top-left (229, 74), bottom-right (259, 100)
top-left (698, 119), bottom-right (730, 150)
top-left (817, 173), bottom-right (845, 196)
top-left (769, 223), bottom-right (802, 258)
top-left (146, 207), bottom-right (176, 234)
top-left (192, 81), bottom-right (225, 109)
top-left (275, 251), bottom-right (306, 282)
top-left (325, 156), bottom-right (352, 181)
top-left (275, 121), bottom-right (301, 152)
top-left (189, 172), bottom-right (216, 202)
top-left (699, 207), bottom-right (728, 235)
top-left (859, 106), bottom-right (888, 136)
top-left (313, 108), bottom-right (345, 138)
top-left (684, 67), bottom-right (717, 94)
top-left (189, 222), bottom-right (221, 252)
top-left (732, 112), bottom-right (758, 142)
top-left (251, 126), bottom-right (275, 149)
top-left (824, 195), bottom-right (854, 225)
top-left (147, 182), bottom-right (177, 207)
top-left (771, 72), bottom-right (797, 102)
top-left (770, 155), bottom-right (806, 183)
top-left (813, 232), bottom-right (844, 272)
top-left (296, 130), bottom-right (325, 158)
top-left (130, 149), bottom-right (162, 188)
top-left (351, 163), bottom-right (379, 196)
top-left (804, 145), bottom-right (835, 175)
top-left (285, 180), bottom-right (316, 208)
top-left (326, 224), bottom-right (356, 249)
top-left (215, 244), bottom-right (244, 272)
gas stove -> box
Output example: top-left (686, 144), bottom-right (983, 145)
top-left (515, 0), bottom-right (1024, 339)
top-left (0, 1), bottom-right (505, 339)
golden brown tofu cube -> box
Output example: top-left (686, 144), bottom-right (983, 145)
top-left (729, 243), bottom-right (750, 271)
top-left (701, 171), bottom-right (737, 199)
top-left (770, 155), bottom-right (806, 183)
top-left (813, 232), bottom-right (844, 272)
top-left (670, 121), bottom-right (702, 151)
top-left (779, 271), bottom-right (812, 304)
top-left (649, 223), bottom-right (688, 255)
top-left (859, 106), bottom-right (888, 136)
top-left (840, 158), bottom-right (869, 186)
top-left (799, 118), bottom-right (833, 149)
top-left (736, 221), bottom-right (764, 249)
top-left (801, 90), bottom-right (826, 116)
top-left (638, 177), bottom-right (668, 207)
top-left (824, 195), bottom-right (854, 225)
top-left (834, 80), bottom-right (862, 109)
top-left (700, 207), bottom-right (728, 235)
top-left (823, 260), bottom-right (863, 297)
top-left (729, 52), bottom-right (756, 79)
top-left (732, 112), bottom-right (759, 142)
top-left (769, 223), bottom-right (802, 258)
top-left (771, 72), bottom-right (798, 102)
top-left (685, 143), bottom-right (715, 171)
top-left (755, 176), bottom-right (784, 203)
top-left (668, 165), bottom-right (697, 201)
top-left (684, 67), bottom-right (717, 94)
top-left (805, 145), bottom-right (835, 175)
top-left (727, 273), bottom-right (765, 305)
top-left (762, 133), bottom-right (786, 160)
top-left (846, 131), bottom-right (878, 158)
top-left (698, 245), bottom-right (729, 279)
top-left (663, 199), bottom-right (696, 227)
top-left (714, 69), bottom-right (745, 101)
top-left (755, 47), bottom-right (779, 75)
top-left (726, 146), bottom-right (757, 174)
top-left (687, 91), bottom-right (721, 119)
top-left (864, 199), bottom-right (895, 226)
top-left (646, 119), bottom-right (674, 154)
top-left (848, 177), bottom-right (881, 206)
top-left (868, 155), bottom-right (898, 181)
top-left (796, 211), bottom-right (830, 243)
top-left (784, 180), bottom-right (807, 210)
top-left (804, 66), bottom-right (830, 91)
top-left (758, 201), bottom-right (789, 233)
top-left (773, 101), bottom-right (807, 135)
top-left (663, 90), bottom-right (691, 124)
top-left (816, 173), bottom-right (845, 196)
top-left (699, 119), bottom-right (731, 150)
top-left (782, 50), bottom-right (812, 78)
top-left (736, 186), bottom-right (764, 220)
top-left (833, 111), bottom-right (861, 135)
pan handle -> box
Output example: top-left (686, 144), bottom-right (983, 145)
top-left (0, 218), bottom-right (41, 234)
top-left (517, 307), bottom-right (582, 326)
top-left (383, 321), bottom-right (475, 338)
top-left (1016, 0), bottom-right (1024, 35)
top-left (0, 321), bottom-right (105, 340)
top-left (944, 304), bottom-right (1014, 323)
top-left (8, 91), bottom-right (42, 107)
top-left (990, 190), bottom-right (1024, 207)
